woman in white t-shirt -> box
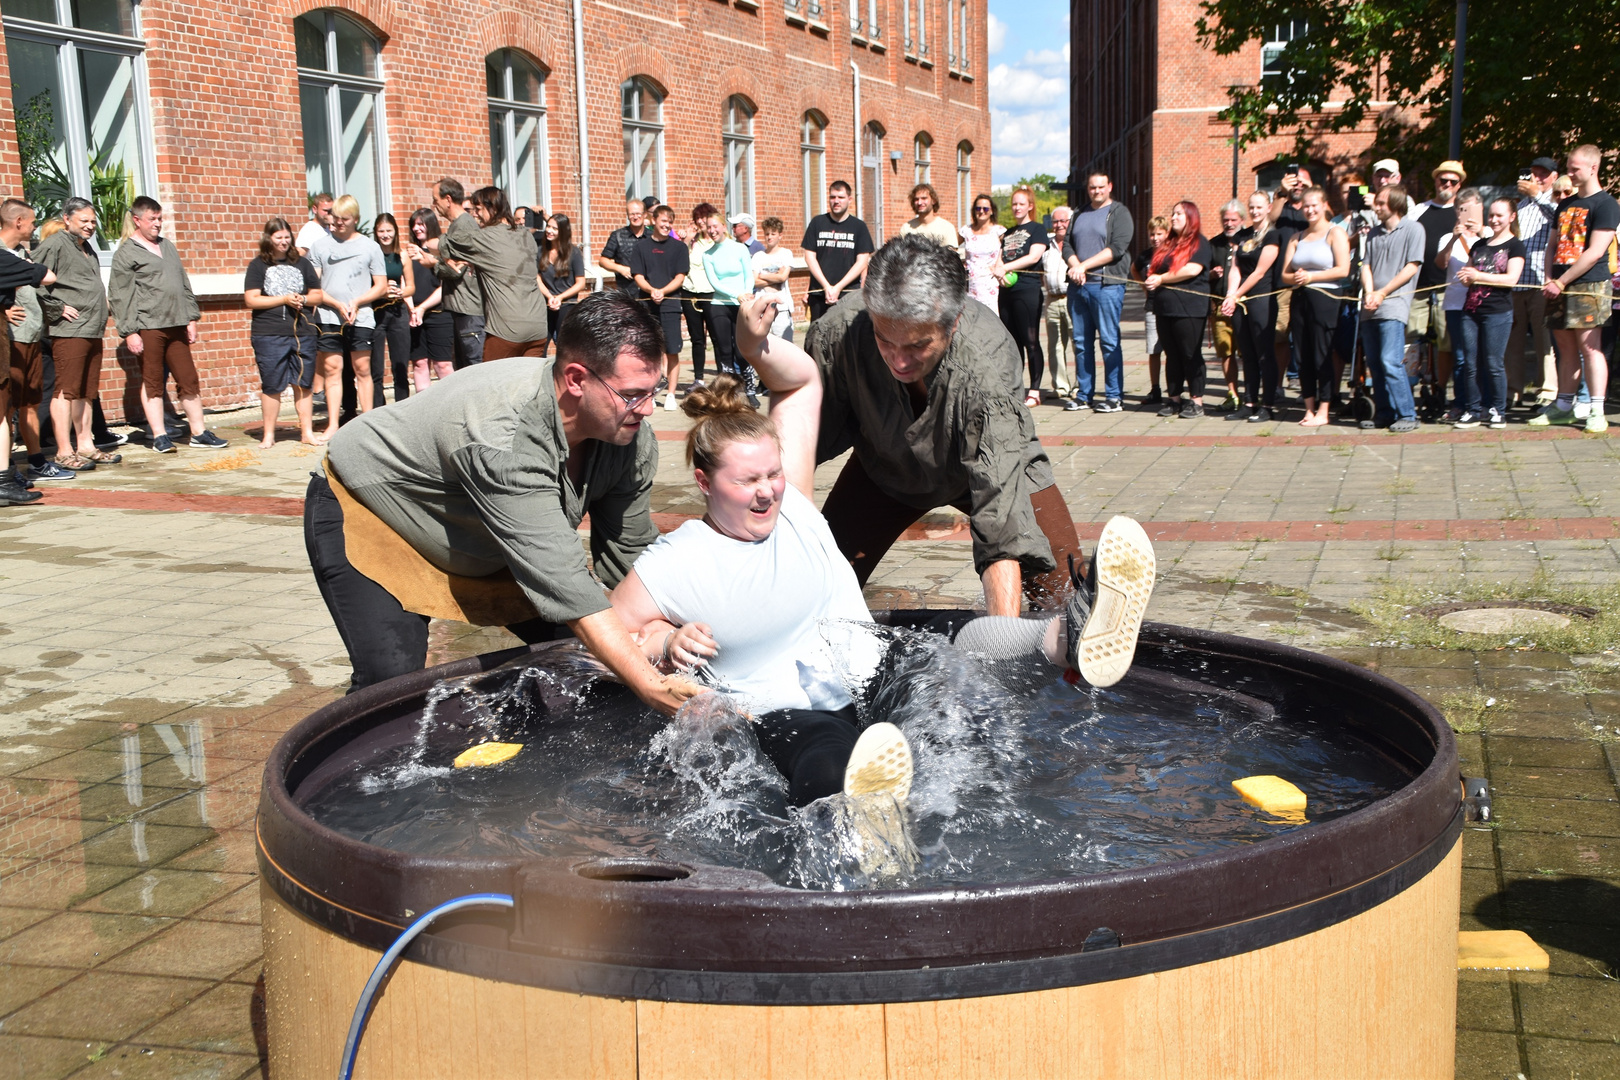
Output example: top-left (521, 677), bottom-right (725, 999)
top-left (610, 296), bottom-right (1156, 817)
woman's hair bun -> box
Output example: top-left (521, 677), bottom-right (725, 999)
top-left (680, 373), bottom-right (752, 420)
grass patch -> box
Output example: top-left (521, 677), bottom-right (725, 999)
top-left (1350, 571), bottom-right (1620, 652)
top-left (1437, 687), bottom-right (1507, 734)
top-left (1384, 477), bottom-right (1419, 496)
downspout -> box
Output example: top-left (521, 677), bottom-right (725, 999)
top-left (573, 0), bottom-right (593, 274)
top-left (850, 59), bottom-right (862, 216)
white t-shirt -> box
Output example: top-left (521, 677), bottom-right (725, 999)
top-left (295, 220), bottom-right (329, 254)
top-left (632, 485), bottom-right (874, 712)
top-left (1442, 235), bottom-right (1474, 312)
top-left (750, 246), bottom-right (795, 336)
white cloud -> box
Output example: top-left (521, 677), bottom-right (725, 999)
top-left (1019, 43), bottom-right (1070, 68)
top-left (990, 105), bottom-right (1071, 183)
top-left (987, 12), bottom-right (1007, 55)
top-left (988, 63), bottom-right (1067, 108)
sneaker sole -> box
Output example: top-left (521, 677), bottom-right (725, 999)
top-left (1078, 515), bottom-right (1156, 688)
top-left (844, 721), bottom-right (913, 802)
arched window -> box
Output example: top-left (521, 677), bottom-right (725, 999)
top-left (861, 122), bottom-right (885, 239)
top-left (487, 50), bottom-right (548, 214)
top-left (7, 0), bottom-right (155, 251)
top-left (722, 96), bottom-right (756, 220)
top-left (621, 77), bottom-right (664, 202)
top-left (956, 141), bottom-right (972, 227)
top-left (801, 111), bottom-right (827, 225)
top-left (296, 10), bottom-right (386, 225)
top-left (913, 133), bottom-right (932, 186)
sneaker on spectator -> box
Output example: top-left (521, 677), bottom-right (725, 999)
top-left (1527, 404), bottom-right (1578, 427)
top-left (0, 473), bottom-right (41, 505)
top-left (1453, 411), bottom-right (1481, 429)
top-left (26, 461), bottom-right (76, 482)
top-left (1390, 417), bottom-right (1419, 433)
top-left (94, 431), bottom-right (129, 450)
top-left (1487, 409), bottom-right (1507, 430)
top-left (1573, 401), bottom-right (1592, 420)
top-left (1060, 396), bottom-right (1083, 412)
top-left (151, 434), bottom-right (177, 453)
top-left (1094, 399), bottom-right (1123, 413)
top-left (1585, 412), bottom-right (1608, 434)
top-left (1179, 400), bottom-right (1204, 419)
top-left (1221, 391), bottom-right (1240, 412)
top-left (1248, 407), bottom-right (1272, 423)
top-left (189, 430), bottom-right (229, 450)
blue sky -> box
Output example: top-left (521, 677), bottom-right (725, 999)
top-left (987, 0), bottom-right (1069, 185)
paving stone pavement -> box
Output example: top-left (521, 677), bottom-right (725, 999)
top-left (2, 314), bottom-right (1617, 1078)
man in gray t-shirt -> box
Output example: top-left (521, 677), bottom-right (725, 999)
top-left (1358, 186), bottom-right (1425, 429)
top-left (307, 198), bottom-right (387, 439)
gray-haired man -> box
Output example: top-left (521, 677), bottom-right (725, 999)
top-left (806, 234), bottom-right (1084, 617)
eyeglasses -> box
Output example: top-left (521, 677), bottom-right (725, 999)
top-left (588, 368), bottom-right (657, 411)
top-left (1436, 176), bottom-right (1461, 186)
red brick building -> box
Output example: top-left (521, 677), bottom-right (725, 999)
top-left (1, 0), bottom-right (991, 415)
top-left (1069, 0), bottom-right (1397, 230)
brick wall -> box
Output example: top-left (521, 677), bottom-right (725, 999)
top-left (2, 0), bottom-right (991, 418)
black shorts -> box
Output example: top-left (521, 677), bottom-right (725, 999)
top-left (411, 315), bottom-right (454, 362)
top-left (251, 333), bottom-right (318, 395)
top-left (645, 301), bottom-right (683, 354)
top-left (317, 324), bottom-right (374, 354)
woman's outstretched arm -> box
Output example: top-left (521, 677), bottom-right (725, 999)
top-left (734, 293), bottom-right (821, 497)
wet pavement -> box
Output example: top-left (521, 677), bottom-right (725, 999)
top-left (2, 311), bottom-right (1617, 1078)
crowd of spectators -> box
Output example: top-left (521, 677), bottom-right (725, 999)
top-left (2, 143), bottom-right (1616, 504)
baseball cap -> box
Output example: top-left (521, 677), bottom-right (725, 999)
top-left (1530, 156), bottom-right (1559, 173)
top-left (1371, 158), bottom-right (1399, 175)
top-left (1431, 160), bottom-right (1467, 183)
top-left (731, 212), bottom-right (755, 230)
top-left (642, 195), bottom-right (659, 211)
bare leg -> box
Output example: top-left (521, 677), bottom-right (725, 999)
top-left (139, 384), bottom-right (168, 448)
top-left (315, 352), bottom-right (343, 442)
top-left (432, 360), bottom-right (453, 382)
top-left (351, 354), bottom-right (374, 415)
top-left (48, 395), bottom-right (73, 459)
top-left (1148, 352), bottom-right (1161, 390)
top-left (293, 387), bottom-right (316, 443)
top-left (70, 398), bottom-right (94, 457)
top-left (17, 402), bottom-right (40, 456)
top-left (259, 391), bottom-right (280, 448)
top-left (179, 394), bottom-right (205, 436)
top-left (411, 359), bottom-right (430, 394)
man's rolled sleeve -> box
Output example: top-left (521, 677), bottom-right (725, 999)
top-left (448, 444), bottom-right (611, 624)
top-left (585, 429), bottom-right (661, 590)
top-left (961, 398), bottom-right (1056, 576)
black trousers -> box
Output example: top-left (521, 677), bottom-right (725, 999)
top-left (303, 475), bottom-right (565, 693)
top-left (1234, 300), bottom-right (1278, 406)
top-left (807, 292), bottom-right (833, 324)
top-left (753, 706), bottom-right (862, 807)
top-left (680, 293), bottom-right (709, 382)
top-left (1159, 314), bottom-right (1208, 400)
top-left (1290, 288), bottom-right (1341, 403)
top-left (998, 287), bottom-right (1044, 390)
top-left (371, 303), bottom-right (411, 403)
top-left (705, 302), bottom-right (740, 377)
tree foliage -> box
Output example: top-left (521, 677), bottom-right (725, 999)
top-left (1195, 0), bottom-right (1620, 179)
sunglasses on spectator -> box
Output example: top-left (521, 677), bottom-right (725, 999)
top-left (974, 205), bottom-right (994, 214)
top-left (1436, 175), bottom-right (1461, 186)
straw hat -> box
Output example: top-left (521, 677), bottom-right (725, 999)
top-left (1431, 160), bottom-right (1467, 183)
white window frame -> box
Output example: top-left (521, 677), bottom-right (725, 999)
top-left (621, 77), bottom-right (666, 203)
top-left (913, 133), bottom-right (931, 186)
top-left (801, 111), bottom-right (827, 226)
top-left (861, 122), bottom-right (884, 240)
top-left (851, 0), bottom-right (882, 46)
top-left (4, 0), bottom-right (158, 257)
top-left (904, 0), bottom-right (928, 61)
top-left (487, 49), bottom-right (549, 213)
top-left (956, 141), bottom-right (972, 229)
top-left (722, 96), bottom-right (756, 220)
top-left (296, 9), bottom-right (390, 225)
top-left (946, 0), bottom-right (971, 75)
top-left (1261, 19), bottom-right (1309, 80)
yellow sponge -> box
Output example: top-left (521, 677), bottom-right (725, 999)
top-left (1232, 775), bottom-right (1308, 821)
top-left (453, 742), bottom-right (524, 769)
top-left (1457, 930), bottom-right (1549, 971)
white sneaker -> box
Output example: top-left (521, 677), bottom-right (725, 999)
top-left (842, 722), bottom-right (917, 880)
top-left (662, 391), bottom-right (678, 411)
top-left (1573, 401), bottom-right (1592, 420)
top-left (1067, 515), bottom-right (1157, 688)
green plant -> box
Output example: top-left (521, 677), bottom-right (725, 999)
top-left (89, 151), bottom-right (134, 246)
top-left (15, 89), bottom-right (69, 223)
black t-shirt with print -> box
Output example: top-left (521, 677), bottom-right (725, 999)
top-left (1233, 227), bottom-right (1283, 295)
top-left (801, 213), bottom-right (875, 293)
top-left (1415, 203), bottom-right (1458, 290)
top-left (1148, 236), bottom-right (1214, 319)
top-left (243, 255), bottom-right (320, 336)
top-left (1552, 191), bottom-right (1620, 284)
top-left (1273, 203), bottom-right (1308, 255)
top-left (999, 221), bottom-right (1050, 293)
top-left (1462, 236), bottom-right (1528, 315)
top-left (1133, 248), bottom-right (1156, 282)
top-left (1209, 228), bottom-right (1250, 296)
top-left (628, 233), bottom-right (690, 312)
top-left (600, 224), bottom-right (647, 293)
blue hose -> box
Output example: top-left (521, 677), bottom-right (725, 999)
top-left (337, 893), bottom-right (515, 1080)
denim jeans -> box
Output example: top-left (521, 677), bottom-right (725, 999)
top-left (1445, 309), bottom-right (1481, 414)
top-left (1361, 317), bottom-right (1416, 424)
top-left (1457, 308), bottom-right (1513, 416)
top-left (1068, 281), bottom-right (1125, 402)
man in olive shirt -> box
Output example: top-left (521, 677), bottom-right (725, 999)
top-left (807, 234), bottom-right (1083, 616)
top-left (415, 178), bottom-right (484, 368)
top-left (35, 197), bottom-right (112, 471)
top-left (311, 290), bottom-right (702, 714)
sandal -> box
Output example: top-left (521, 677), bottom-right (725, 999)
top-left (55, 452), bottom-right (95, 470)
top-left (1023, 392), bottom-right (1041, 408)
top-left (80, 448), bottom-right (123, 464)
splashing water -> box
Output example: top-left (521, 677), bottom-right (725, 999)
top-left (299, 626), bottom-right (1407, 891)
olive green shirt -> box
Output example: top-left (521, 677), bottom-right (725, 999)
top-left (438, 222), bottom-right (549, 343)
top-left (326, 358), bottom-right (660, 625)
top-left (435, 212), bottom-right (484, 316)
top-left (807, 292), bottom-right (1059, 576)
top-left (108, 236), bottom-right (200, 337)
top-left (34, 230), bottom-right (108, 339)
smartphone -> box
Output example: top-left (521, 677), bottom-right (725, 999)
top-left (1518, 169), bottom-right (1534, 183)
top-left (1347, 185), bottom-right (1370, 212)
top-left (1283, 164), bottom-right (1301, 178)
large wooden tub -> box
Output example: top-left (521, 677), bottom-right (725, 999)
top-left (258, 620), bottom-right (1461, 1079)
